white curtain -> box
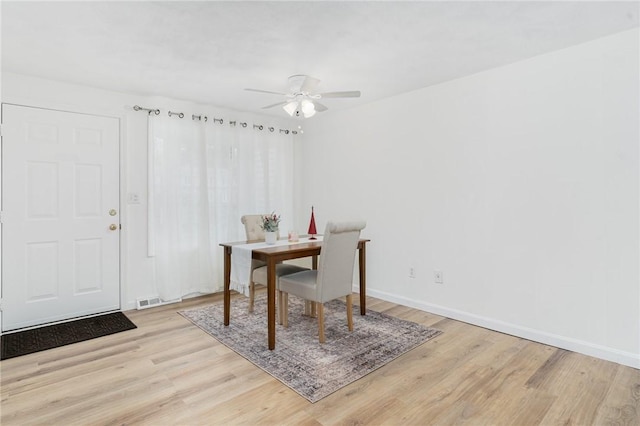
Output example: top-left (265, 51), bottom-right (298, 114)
top-left (149, 114), bottom-right (296, 300)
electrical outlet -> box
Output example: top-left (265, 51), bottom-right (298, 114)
top-left (409, 267), bottom-right (416, 278)
top-left (434, 270), bottom-right (443, 284)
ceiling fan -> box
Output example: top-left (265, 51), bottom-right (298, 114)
top-left (245, 75), bottom-right (361, 118)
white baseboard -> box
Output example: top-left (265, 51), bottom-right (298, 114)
top-left (362, 287), bottom-right (640, 370)
top-left (123, 300), bottom-right (137, 312)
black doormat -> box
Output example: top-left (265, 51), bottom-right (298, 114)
top-left (1, 312), bottom-right (136, 360)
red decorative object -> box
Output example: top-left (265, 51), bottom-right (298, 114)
top-left (307, 206), bottom-right (317, 240)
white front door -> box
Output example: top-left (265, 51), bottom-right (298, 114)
top-left (1, 104), bottom-right (120, 331)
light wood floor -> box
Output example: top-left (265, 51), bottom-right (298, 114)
top-left (1, 291), bottom-right (638, 425)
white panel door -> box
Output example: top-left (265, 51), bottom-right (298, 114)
top-left (1, 104), bottom-right (120, 331)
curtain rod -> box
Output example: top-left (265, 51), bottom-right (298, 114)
top-left (133, 105), bottom-right (300, 135)
top-left (168, 111), bottom-right (184, 118)
top-left (133, 105), bottom-right (160, 115)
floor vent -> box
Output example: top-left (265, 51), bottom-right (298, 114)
top-left (136, 296), bottom-right (182, 310)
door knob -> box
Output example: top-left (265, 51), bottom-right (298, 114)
top-left (109, 224), bottom-right (118, 231)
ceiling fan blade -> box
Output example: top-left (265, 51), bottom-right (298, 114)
top-left (245, 88), bottom-right (287, 96)
top-left (262, 101), bottom-right (287, 109)
top-left (319, 91), bottom-right (361, 98)
top-left (313, 101), bottom-right (328, 112)
top-left (300, 76), bottom-right (321, 93)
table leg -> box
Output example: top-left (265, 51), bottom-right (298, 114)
top-left (223, 246), bottom-right (231, 326)
top-left (359, 243), bottom-right (367, 315)
top-left (267, 257), bottom-right (277, 350)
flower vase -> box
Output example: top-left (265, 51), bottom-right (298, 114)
top-left (265, 231), bottom-right (277, 245)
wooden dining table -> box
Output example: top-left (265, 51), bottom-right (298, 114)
top-left (220, 237), bottom-right (370, 350)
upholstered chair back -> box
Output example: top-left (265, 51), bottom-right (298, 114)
top-left (316, 221), bottom-right (366, 302)
top-left (241, 214), bottom-right (280, 241)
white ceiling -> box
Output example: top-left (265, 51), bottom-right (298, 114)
top-left (2, 1), bottom-right (638, 118)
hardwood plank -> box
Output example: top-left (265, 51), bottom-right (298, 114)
top-left (538, 354), bottom-right (622, 424)
top-left (525, 347), bottom-right (573, 390)
top-left (1, 293), bottom-right (637, 425)
top-left (594, 365), bottom-right (640, 425)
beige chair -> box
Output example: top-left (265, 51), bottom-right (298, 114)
top-left (241, 214), bottom-right (267, 242)
top-left (241, 215), bottom-right (307, 316)
top-left (279, 220), bottom-right (366, 343)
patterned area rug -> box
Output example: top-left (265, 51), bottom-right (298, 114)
top-left (1, 312), bottom-right (137, 360)
top-left (180, 295), bottom-right (441, 403)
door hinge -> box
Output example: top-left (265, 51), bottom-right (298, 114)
top-left (0, 211), bottom-right (3, 224)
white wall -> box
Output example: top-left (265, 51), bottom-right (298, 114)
top-left (296, 28), bottom-right (640, 368)
top-left (1, 73), bottom-right (299, 311)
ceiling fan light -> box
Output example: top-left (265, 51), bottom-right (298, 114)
top-left (283, 101), bottom-right (298, 117)
top-left (301, 99), bottom-right (315, 115)
top-left (301, 99), bottom-right (316, 118)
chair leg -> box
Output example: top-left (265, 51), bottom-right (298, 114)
top-left (303, 300), bottom-right (316, 317)
top-left (278, 290), bottom-right (284, 325)
top-left (317, 302), bottom-right (325, 343)
top-left (282, 292), bottom-right (289, 328)
top-left (346, 294), bottom-right (354, 332)
top-left (248, 281), bottom-right (255, 313)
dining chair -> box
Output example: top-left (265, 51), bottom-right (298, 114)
top-left (279, 220), bottom-right (366, 343)
top-left (241, 214), bottom-right (268, 242)
top-left (240, 215), bottom-right (308, 318)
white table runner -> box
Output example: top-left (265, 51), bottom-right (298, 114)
top-left (230, 236), bottom-right (323, 296)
